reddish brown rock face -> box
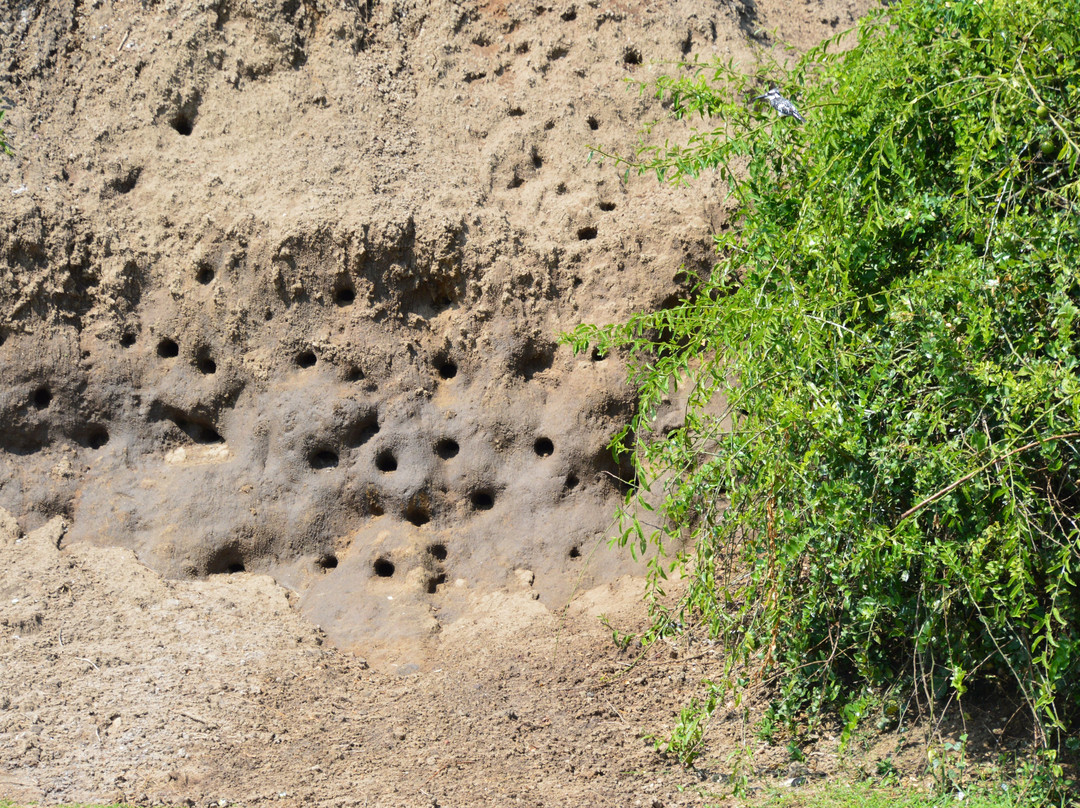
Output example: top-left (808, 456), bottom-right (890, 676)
top-left (0, 0), bottom-right (872, 650)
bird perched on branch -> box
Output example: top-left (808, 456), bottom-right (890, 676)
top-left (753, 87), bottom-right (806, 124)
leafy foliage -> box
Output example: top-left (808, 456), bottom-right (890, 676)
top-left (567, 0), bottom-right (1080, 758)
top-left (0, 110), bottom-right (12, 156)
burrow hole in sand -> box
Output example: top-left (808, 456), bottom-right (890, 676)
top-left (471, 489), bottom-right (495, 511)
top-left (171, 414), bottom-right (224, 445)
top-left (318, 553), bottom-right (338, 570)
top-left (296, 350), bottom-right (317, 368)
top-left (373, 557), bottom-right (395, 577)
top-left (437, 358), bottom-right (458, 380)
top-left (435, 438), bottom-right (459, 459)
top-left (157, 338), bottom-right (179, 358)
top-left (404, 501), bottom-right (430, 527)
top-left (375, 448), bottom-right (397, 472)
top-left (427, 543), bottom-right (448, 561)
top-left (170, 111), bottom-right (194, 136)
top-left (82, 427), bottom-right (110, 450)
top-left (32, 386), bottom-right (52, 410)
top-left (426, 572), bottom-right (447, 594)
top-left (309, 447), bottom-right (340, 470)
top-left (533, 437), bottom-right (554, 457)
top-left (196, 347), bottom-right (216, 374)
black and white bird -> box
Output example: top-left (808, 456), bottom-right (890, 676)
top-left (753, 87), bottom-right (806, 124)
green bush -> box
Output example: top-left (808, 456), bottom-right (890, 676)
top-left (0, 110), bottom-right (12, 156)
top-left (568, 0), bottom-right (1080, 755)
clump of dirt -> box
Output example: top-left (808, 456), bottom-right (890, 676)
top-left (0, 0), bottom-right (884, 803)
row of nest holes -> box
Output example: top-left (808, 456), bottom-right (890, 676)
top-left (370, 538), bottom-right (579, 585)
top-left (308, 436), bottom-right (555, 472)
top-left (144, 338), bottom-right (610, 380)
top-left (138, 335), bottom-right (372, 382)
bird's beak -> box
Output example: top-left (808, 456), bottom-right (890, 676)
top-left (752, 94), bottom-right (765, 101)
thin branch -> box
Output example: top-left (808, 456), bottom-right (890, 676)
top-left (897, 432), bottom-right (1080, 522)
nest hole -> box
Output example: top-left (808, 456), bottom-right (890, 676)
top-left (471, 490), bottom-right (495, 511)
top-left (427, 543), bottom-right (448, 561)
top-left (207, 545), bottom-right (246, 575)
top-left (309, 448), bottom-right (339, 470)
top-left (590, 346), bottom-right (607, 362)
top-left (318, 553), bottom-right (338, 570)
top-left (373, 558), bottom-right (395, 577)
top-left (171, 112), bottom-right (194, 136)
top-left (534, 437), bottom-right (554, 457)
top-left (32, 387), bottom-right (52, 410)
top-left (436, 438), bottom-right (459, 460)
top-left (586, 115), bottom-right (599, 131)
top-left (120, 332), bottom-right (137, 348)
top-left (196, 349), bottom-right (217, 375)
top-left (157, 338), bottom-right (179, 358)
top-left (196, 265), bottom-right (215, 284)
top-left (599, 201), bottom-right (616, 211)
top-left (569, 546), bottom-right (581, 559)
top-left (375, 449), bottom-right (398, 472)
top-left (577, 226), bottom-right (598, 241)
top-left (334, 287), bottom-right (356, 306)
top-left (508, 106), bottom-right (525, 117)
top-left (425, 572), bottom-right (447, 594)
top-left (85, 428), bottom-right (110, 450)
top-left (404, 502), bottom-right (431, 527)
top-left (437, 359), bottom-right (458, 380)
top-left (296, 350), bottom-right (317, 368)
top-left (564, 472), bottom-right (580, 490)
top-left (623, 47), bottom-right (642, 65)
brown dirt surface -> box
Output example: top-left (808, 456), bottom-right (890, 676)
top-left (0, 0), bottom-right (891, 805)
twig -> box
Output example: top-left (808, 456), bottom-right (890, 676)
top-left (178, 711), bottom-right (215, 728)
top-left (75, 657), bottom-right (99, 670)
top-left (897, 432), bottom-right (1080, 521)
top-left (117, 28), bottom-right (130, 52)
top-left (636, 649), bottom-right (716, 668)
top-left (605, 700), bottom-right (629, 725)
